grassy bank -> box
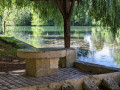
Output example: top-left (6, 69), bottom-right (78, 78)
top-left (0, 35), bottom-right (27, 61)
top-left (0, 35), bottom-right (27, 48)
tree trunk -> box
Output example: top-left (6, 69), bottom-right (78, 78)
top-left (3, 21), bottom-right (6, 35)
top-left (64, 18), bottom-right (70, 48)
top-left (63, 0), bottom-right (70, 48)
top-left (56, 0), bottom-right (75, 48)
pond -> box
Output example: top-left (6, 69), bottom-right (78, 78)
top-left (4, 26), bottom-right (120, 68)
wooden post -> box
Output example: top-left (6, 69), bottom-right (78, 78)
top-left (63, 0), bottom-right (70, 48)
top-left (3, 21), bottom-right (6, 35)
top-left (56, 0), bottom-right (75, 48)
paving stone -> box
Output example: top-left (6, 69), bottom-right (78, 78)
top-left (102, 77), bottom-right (120, 90)
top-left (0, 68), bottom-right (88, 89)
top-left (83, 80), bottom-right (99, 90)
top-left (1, 75), bottom-right (23, 88)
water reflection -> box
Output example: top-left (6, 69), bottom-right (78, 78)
top-left (6, 26), bottom-right (89, 48)
top-left (78, 27), bottom-right (120, 68)
top-left (5, 26), bottom-right (120, 68)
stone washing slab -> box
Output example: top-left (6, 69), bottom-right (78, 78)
top-left (17, 48), bottom-right (67, 59)
top-left (74, 61), bottom-right (119, 74)
top-left (83, 80), bottom-right (99, 90)
top-left (102, 77), bottom-right (120, 90)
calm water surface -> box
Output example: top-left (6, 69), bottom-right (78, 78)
top-left (5, 26), bottom-right (120, 68)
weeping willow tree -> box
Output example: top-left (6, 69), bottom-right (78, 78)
top-left (0, 0), bottom-right (120, 48)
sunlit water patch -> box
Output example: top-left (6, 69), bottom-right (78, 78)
top-left (5, 26), bottom-right (120, 68)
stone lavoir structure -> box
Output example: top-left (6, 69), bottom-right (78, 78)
top-left (16, 47), bottom-right (120, 90)
top-left (4, 0), bottom-right (120, 89)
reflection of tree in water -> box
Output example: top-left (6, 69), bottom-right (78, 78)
top-left (6, 26), bottom-right (32, 36)
top-left (91, 27), bottom-right (120, 67)
top-left (5, 26), bottom-right (44, 48)
top-left (112, 48), bottom-right (120, 67)
top-left (91, 27), bottom-right (105, 50)
top-left (77, 49), bottom-right (88, 59)
top-left (30, 26), bottom-right (44, 47)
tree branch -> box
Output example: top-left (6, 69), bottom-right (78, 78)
top-left (68, 0), bottom-right (75, 19)
top-left (56, 0), bottom-right (65, 18)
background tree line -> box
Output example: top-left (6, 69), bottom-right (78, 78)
top-left (1, 5), bottom-right (94, 26)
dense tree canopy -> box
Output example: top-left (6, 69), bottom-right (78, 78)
top-left (0, 0), bottom-right (120, 36)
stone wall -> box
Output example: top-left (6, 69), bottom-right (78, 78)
top-left (14, 72), bottom-right (120, 90)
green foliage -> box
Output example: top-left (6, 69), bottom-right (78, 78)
top-left (0, 0), bottom-right (120, 36)
top-left (85, 0), bottom-right (120, 36)
top-left (0, 35), bottom-right (26, 48)
top-left (2, 7), bottom-right (31, 26)
top-left (31, 13), bottom-right (44, 26)
top-left (71, 4), bottom-right (92, 26)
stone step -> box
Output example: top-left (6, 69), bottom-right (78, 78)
top-left (83, 80), bottom-right (99, 90)
top-left (101, 77), bottom-right (120, 90)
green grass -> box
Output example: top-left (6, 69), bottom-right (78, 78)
top-left (0, 41), bottom-right (16, 57)
top-left (0, 35), bottom-right (27, 49)
top-left (0, 35), bottom-right (28, 61)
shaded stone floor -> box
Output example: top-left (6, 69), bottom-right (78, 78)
top-left (0, 68), bottom-right (89, 90)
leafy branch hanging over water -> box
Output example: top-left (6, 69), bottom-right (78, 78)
top-left (0, 0), bottom-right (120, 36)
top-left (87, 0), bottom-right (120, 37)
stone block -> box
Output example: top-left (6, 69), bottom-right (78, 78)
top-left (83, 80), bottom-right (99, 90)
top-left (26, 58), bottom-right (59, 77)
top-left (59, 57), bottom-right (66, 68)
top-left (102, 77), bottom-right (120, 90)
top-left (66, 48), bottom-right (76, 67)
top-left (59, 48), bottom-right (76, 68)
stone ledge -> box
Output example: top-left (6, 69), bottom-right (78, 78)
top-left (74, 61), bottom-right (119, 74)
top-left (12, 72), bottom-right (120, 90)
top-left (102, 77), bottom-right (120, 90)
top-left (17, 48), bottom-right (66, 59)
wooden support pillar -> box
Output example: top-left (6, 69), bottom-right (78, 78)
top-left (56, 0), bottom-right (75, 48)
top-left (63, 0), bottom-right (70, 48)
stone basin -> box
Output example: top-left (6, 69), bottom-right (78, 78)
top-left (17, 48), bottom-right (76, 77)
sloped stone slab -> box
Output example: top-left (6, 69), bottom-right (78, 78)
top-left (61, 83), bottom-right (75, 90)
top-left (83, 80), bottom-right (99, 90)
top-left (102, 77), bottom-right (120, 90)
